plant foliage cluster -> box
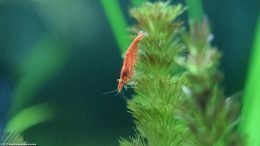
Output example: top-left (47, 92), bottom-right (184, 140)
top-left (119, 1), bottom-right (244, 146)
top-left (0, 131), bottom-right (26, 144)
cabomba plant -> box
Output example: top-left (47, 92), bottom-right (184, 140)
top-left (177, 19), bottom-right (244, 146)
top-left (119, 1), bottom-right (244, 146)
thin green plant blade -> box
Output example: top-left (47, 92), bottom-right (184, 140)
top-left (8, 37), bottom-right (68, 117)
top-left (186, 0), bottom-right (204, 22)
top-left (5, 103), bottom-right (56, 132)
top-left (100, 0), bottom-right (130, 54)
top-left (242, 14), bottom-right (260, 146)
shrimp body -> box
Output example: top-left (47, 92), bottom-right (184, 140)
top-left (117, 31), bottom-right (146, 93)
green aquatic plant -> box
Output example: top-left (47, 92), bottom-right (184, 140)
top-left (101, 0), bottom-right (130, 53)
top-left (101, 0), bottom-right (147, 54)
top-left (242, 14), bottom-right (260, 146)
top-left (185, 0), bottom-right (203, 22)
top-left (119, 2), bottom-right (189, 146)
top-left (5, 102), bottom-right (56, 133)
top-left (177, 19), bottom-right (244, 146)
top-left (4, 37), bottom-right (67, 144)
top-left (0, 132), bottom-right (26, 144)
top-left (119, 1), bottom-right (244, 146)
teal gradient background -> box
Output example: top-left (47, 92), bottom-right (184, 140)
top-left (0, 0), bottom-right (259, 145)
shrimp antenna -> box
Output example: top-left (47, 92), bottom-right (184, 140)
top-left (102, 89), bottom-right (118, 95)
top-left (119, 89), bottom-right (129, 101)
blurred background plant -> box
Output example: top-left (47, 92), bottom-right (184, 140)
top-left (0, 0), bottom-right (259, 145)
top-left (0, 132), bottom-right (26, 144)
